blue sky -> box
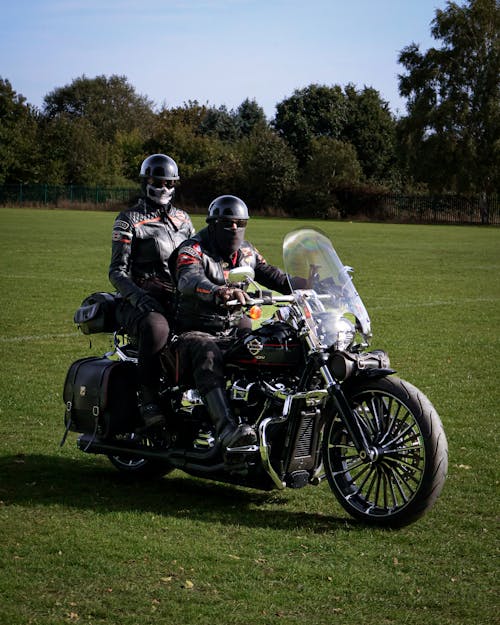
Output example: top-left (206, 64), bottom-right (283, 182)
top-left (1, 0), bottom-right (449, 118)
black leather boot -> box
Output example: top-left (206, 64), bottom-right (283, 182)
top-left (137, 386), bottom-right (165, 432)
top-left (203, 387), bottom-right (257, 448)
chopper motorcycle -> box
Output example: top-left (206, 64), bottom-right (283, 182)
top-left (62, 228), bottom-right (447, 528)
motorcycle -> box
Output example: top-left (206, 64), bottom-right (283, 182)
top-left (62, 228), bottom-right (448, 528)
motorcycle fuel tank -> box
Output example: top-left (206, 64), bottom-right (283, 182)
top-left (226, 322), bottom-right (302, 367)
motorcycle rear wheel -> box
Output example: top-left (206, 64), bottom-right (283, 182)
top-left (323, 376), bottom-right (447, 528)
top-left (107, 454), bottom-right (173, 479)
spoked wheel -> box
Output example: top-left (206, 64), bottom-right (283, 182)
top-left (107, 454), bottom-right (172, 479)
top-left (323, 376), bottom-right (448, 527)
top-left (107, 435), bottom-right (173, 479)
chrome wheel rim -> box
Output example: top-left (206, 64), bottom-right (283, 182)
top-left (110, 456), bottom-right (149, 470)
top-left (326, 390), bottom-right (426, 518)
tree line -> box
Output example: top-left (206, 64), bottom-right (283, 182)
top-left (1, 0), bottom-right (498, 217)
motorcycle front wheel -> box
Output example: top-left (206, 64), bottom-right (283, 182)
top-left (323, 376), bottom-right (448, 528)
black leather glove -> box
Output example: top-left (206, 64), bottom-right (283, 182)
top-left (215, 287), bottom-right (250, 308)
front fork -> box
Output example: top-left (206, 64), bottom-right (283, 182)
top-left (310, 352), bottom-right (377, 462)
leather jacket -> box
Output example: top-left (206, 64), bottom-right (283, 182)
top-left (173, 226), bottom-right (292, 333)
top-left (109, 197), bottom-right (195, 308)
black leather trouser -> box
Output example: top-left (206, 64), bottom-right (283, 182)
top-left (175, 331), bottom-right (226, 396)
top-left (116, 299), bottom-right (170, 395)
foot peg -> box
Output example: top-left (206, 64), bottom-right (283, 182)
top-left (219, 423), bottom-right (257, 449)
top-left (225, 444), bottom-right (259, 454)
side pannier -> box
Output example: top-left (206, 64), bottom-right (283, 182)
top-left (62, 356), bottom-right (140, 438)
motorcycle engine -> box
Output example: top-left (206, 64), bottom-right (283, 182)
top-left (228, 374), bottom-right (297, 425)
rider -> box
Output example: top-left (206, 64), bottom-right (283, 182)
top-left (172, 194), bottom-right (305, 451)
top-left (109, 154), bottom-right (195, 431)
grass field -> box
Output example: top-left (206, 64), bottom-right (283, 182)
top-left (0, 208), bottom-right (498, 625)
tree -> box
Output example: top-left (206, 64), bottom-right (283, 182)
top-left (235, 98), bottom-right (267, 136)
top-left (40, 75), bottom-right (157, 185)
top-left (0, 78), bottom-right (40, 184)
top-left (43, 74), bottom-right (155, 143)
top-left (343, 85), bottom-right (397, 183)
top-left (115, 128), bottom-right (149, 184)
top-left (273, 83), bottom-right (397, 184)
top-left (237, 126), bottom-right (298, 210)
top-left (197, 100), bottom-right (268, 142)
top-left (299, 138), bottom-right (363, 218)
top-left (38, 115), bottom-right (123, 186)
top-left (306, 137), bottom-right (363, 187)
top-left (198, 104), bottom-right (240, 142)
top-left (398, 0), bottom-right (500, 194)
top-left (273, 84), bottom-right (348, 163)
top-left (149, 103), bottom-right (225, 178)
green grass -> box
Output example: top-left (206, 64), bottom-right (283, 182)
top-left (0, 208), bottom-right (498, 625)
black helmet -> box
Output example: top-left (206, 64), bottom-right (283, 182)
top-left (207, 195), bottom-right (249, 222)
top-left (140, 154), bottom-right (179, 181)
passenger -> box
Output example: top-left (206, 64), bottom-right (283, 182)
top-left (109, 154), bottom-right (194, 431)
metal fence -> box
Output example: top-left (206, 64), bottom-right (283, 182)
top-left (0, 183), bottom-right (137, 207)
top-left (377, 194), bottom-right (499, 225)
top-left (0, 183), bottom-right (498, 224)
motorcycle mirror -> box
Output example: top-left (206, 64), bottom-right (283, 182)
top-left (227, 266), bottom-right (255, 284)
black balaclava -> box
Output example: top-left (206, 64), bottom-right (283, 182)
top-left (212, 221), bottom-right (246, 260)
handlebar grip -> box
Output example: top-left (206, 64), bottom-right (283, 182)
top-left (225, 294), bottom-right (296, 307)
top-left (226, 298), bottom-right (263, 307)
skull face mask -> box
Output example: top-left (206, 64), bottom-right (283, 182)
top-left (146, 179), bottom-right (175, 206)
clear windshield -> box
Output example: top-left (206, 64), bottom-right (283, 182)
top-left (283, 228), bottom-right (371, 346)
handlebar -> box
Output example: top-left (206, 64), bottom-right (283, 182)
top-left (226, 294), bottom-right (295, 307)
top-left (225, 290), bottom-right (332, 307)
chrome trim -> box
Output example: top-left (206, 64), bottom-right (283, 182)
top-left (225, 444), bottom-right (259, 453)
top-left (310, 461), bottom-right (326, 485)
top-left (283, 389), bottom-right (328, 416)
top-left (183, 388), bottom-right (203, 405)
top-left (114, 345), bottom-right (138, 363)
top-left (259, 417), bottom-right (286, 489)
top-left (193, 431), bottom-right (216, 449)
top-left (261, 383), bottom-right (328, 409)
top-left (231, 381), bottom-right (256, 402)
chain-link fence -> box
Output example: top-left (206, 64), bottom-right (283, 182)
top-left (0, 183), bottom-right (498, 224)
top-left (0, 184), bottom-right (138, 208)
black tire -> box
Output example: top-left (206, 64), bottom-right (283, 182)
top-left (322, 376), bottom-right (448, 528)
top-left (107, 454), bottom-right (173, 479)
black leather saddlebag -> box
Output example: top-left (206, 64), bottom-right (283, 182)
top-left (63, 356), bottom-right (140, 437)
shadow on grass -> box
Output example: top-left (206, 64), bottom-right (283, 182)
top-left (0, 453), bottom-right (357, 533)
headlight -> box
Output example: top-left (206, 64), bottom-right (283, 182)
top-left (315, 313), bottom-right (355, 350)
top-left (330, 316), bottom-right (355, 351)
